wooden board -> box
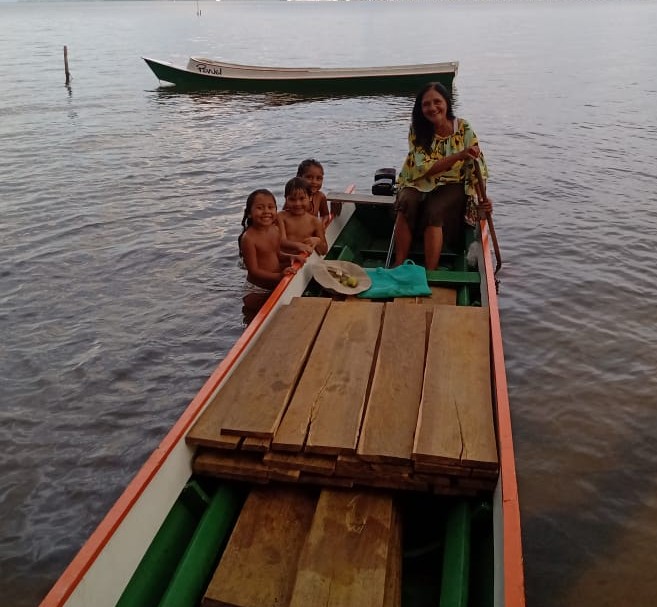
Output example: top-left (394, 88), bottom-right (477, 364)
top-left (413, 306), bottom-right (498, 468)
top-left (188, 297), bottom-right (331, 445)
top-left (189, 297), bottom-right (498, 497)
top-left (418, 286), bottom-right (457, 306)
top-left (289, 489), bottom-right (394, 607)
top-left (273, 301), bottom-right (383, 454)
top-left (203, 486), bottom-right (317, 607)
top-left (357, 303), bottom-right (427, 463)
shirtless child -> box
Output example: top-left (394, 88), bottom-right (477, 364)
top-left (238, 189), bottom-right (305, 298)
top-left (297, 158), bottom-right (330, 227)
top-left (277, 177), bottom-right (328, 256)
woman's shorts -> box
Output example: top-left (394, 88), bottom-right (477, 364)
top-left (395, 183), bottom-right (466, 247)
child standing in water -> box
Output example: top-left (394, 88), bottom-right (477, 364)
top-left (297, 158), bottom-right (331, 227)
top-left (238, 189), bottom-right (305, 300)
top-left (278, 177), bottom-right (328, 256)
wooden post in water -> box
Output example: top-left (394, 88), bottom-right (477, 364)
top-left (64, 45), bottom-right (70, 85)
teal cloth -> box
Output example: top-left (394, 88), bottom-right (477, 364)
top-left (357, 260), bottom-right (431, 299)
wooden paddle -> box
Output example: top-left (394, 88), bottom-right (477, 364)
top-left (472, 159), bottom-right (502, 274)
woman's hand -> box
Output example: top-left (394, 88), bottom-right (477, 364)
top-left (460, 145), bottom-right (480, 161)
top-left (478, 196), bottom-right (493, 217)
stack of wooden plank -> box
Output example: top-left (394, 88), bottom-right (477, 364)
top-left (188, 294), bottom-right (498, 496)
top-left (202, 486), bottom-right (402, 607)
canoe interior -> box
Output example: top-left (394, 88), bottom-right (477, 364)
top-left (143, 58), bottom-right (457, 94)
top-left (114, 203), bottom-right (497, 607)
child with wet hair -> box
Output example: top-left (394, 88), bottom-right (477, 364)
top-left (296, 158), bottom-right (331, 227)
top-left (238, 188), bottom-right (305, 293)
top-left (277, 177), bottom-right (328, 256)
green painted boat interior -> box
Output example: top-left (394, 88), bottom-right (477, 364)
top-left (117, 479), bottom-right (494, 607)
top-left (117, 203), bottom-right (493, 607)
top-left (317, 204), bottom-right (482, 306)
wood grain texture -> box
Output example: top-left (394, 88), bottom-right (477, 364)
top-left (187, 297), bottom-right (330, 446)
top-left (273, 301), bottom-right (383, 454)
top-left (413, 306), bottom-right (498, 468)
top-left (203, 486), bottom-right (317, 607)
top-left (289, 489), bottom-right (394, 607)
top-left (357, 303), bottom-right (427, 463)
top-left (219, 297), bottom-right (331, 438)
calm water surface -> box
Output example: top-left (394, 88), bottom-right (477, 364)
top-left (1, 1), bottom-right (657, 605)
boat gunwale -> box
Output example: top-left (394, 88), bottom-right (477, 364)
top-left (482, 222), bottom-right (526, 606)
top-left (188, 57), bottom-right (459, 78)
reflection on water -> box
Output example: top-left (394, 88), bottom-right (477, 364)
top-left (153, 85), bottom-right (416, 110)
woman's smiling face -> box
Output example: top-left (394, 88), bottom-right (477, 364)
top-left (421, 88), bottom-right (449, 127)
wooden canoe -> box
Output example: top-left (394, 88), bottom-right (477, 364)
top-left (39, 188), bottom-right (525, 607)
top-left (142, 57), bottom-right (459, 93)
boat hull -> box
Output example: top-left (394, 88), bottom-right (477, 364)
top-left (143, 57), bottom-right (459, 93)
top-left (39, 196), bottom-right (524, 607)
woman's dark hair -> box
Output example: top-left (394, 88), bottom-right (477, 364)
top-left (238, 188), bottom-right (276, 255)
top-left (297, 158), bottom-right (324, 177)
top-left (284, 176), bottom-right (312, 198)
top-left (412, 82), bottom-right (455, 153)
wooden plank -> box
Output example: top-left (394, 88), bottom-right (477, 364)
top-left (298, 474), bottom-right (354, 489)
top-left (241, 437), bottom-right (271, 452)
top-left (335, 455), bottom-right (413, 478)
top-left (413, 306), bottom-right (498, 469)
top-left (263, 451), bottom-right (336, 475)
top-left (357, 303), bottom-right (427, 463)
top-left (203, 486), bottom-right (317, 607)
top-left (186, 297), bottom-right (330, 447)
top-left (273, 302), bottom-right (383, 454)
top-left (219, 297), bottom-right (332, 438)
top-left (289, 489), bottom-right (394, 607)
top-left (418, 286), bottom-right (457, 306)
top-left (193, 449), bottom-right (269, 481)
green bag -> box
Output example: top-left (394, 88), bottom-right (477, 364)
top-left (357, 260), bottom-right (431, 299)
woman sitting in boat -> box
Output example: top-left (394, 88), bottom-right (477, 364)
top-left (238, 189), bottom-right (305, 317)
top-left (393, 82), bottom-right (492, 270)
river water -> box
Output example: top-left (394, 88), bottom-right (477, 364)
top-left (1, 1), bottom-right (656, 605)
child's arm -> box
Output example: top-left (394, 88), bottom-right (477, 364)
top-left (279, 251), bottom-right (307, 267)
top-left (318, 191), bottom-right (331, 227)
top-left (277, 213), bottom-right (314, 254)
top-left (306, 217), bottom-right (328, 256)
top-left (241, 236), bottom-right (286, 289)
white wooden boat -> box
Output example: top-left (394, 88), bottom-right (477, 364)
top-left (39, 186), bottom-right (524, 607)
top-left (143, 57), bottom-right (459, 92)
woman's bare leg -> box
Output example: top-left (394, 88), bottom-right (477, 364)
top-left (424, 225), bottom-right (443, 271)
top-left (393, 213), bottom-right (413, 266)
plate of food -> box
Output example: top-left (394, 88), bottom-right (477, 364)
top-left (311, 260), bottom-right (372, 296)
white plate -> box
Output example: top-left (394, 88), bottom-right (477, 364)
top-left (311, 260), bottom-right (372, 295)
